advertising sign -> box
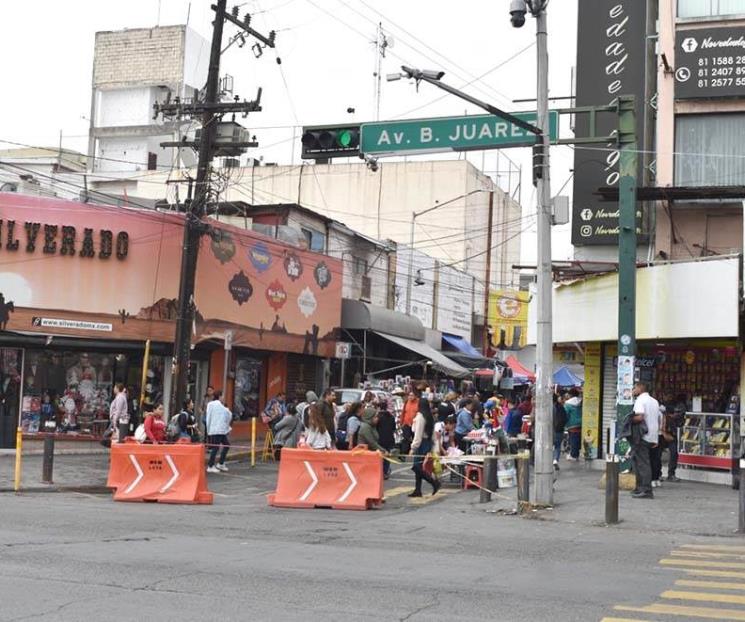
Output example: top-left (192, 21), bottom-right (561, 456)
top-left (581, 343), bottom-right (602, 459)
top-left (676, 26), bottom-right (745, 99)
top-left (487, 290), bottom-right (529, 350)
top-left (572, 0), bottom-right (648, 246)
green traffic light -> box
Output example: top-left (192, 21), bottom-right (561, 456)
top-left (337, 130), bottom-right (353, 147)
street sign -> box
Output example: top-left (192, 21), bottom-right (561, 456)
top-left (335, 342), bottom-right (351, 359)
top-left (360, 111), bottom-right (559, 156)
top-left (676, 26), bottom-right (745, 99)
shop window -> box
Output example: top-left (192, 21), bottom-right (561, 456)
top-left (675, 113), bottom-right (745, 187)
top-left (678, 0), bottom-right (745, 17)
top-left (147, 152), bottom-right (157, 171)
top-left (19, 350), bottom-right (165, 437)
top-left (301, 227), bottom-right (326, 253)
top-left (233, 357), bottom-right (262, 420)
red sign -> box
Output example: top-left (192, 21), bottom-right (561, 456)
top-left (265, 279), bottom-right (287, 311)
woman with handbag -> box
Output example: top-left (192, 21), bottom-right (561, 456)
top-left (408, 398), bottom-right (441, 498)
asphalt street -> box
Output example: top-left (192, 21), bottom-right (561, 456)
top-left (1, 457), bottom-right (744, 621)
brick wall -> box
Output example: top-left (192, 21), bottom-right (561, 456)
top-left (93, 25), bottom-right (185, 88)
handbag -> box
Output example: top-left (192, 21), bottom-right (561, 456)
top-left (134, 423), bottom-right (147, 443)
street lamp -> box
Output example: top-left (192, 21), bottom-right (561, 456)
top-left (509, 0), bottom-right (553, 507)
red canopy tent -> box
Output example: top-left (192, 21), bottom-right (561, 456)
top-left (505, 355), bottom-right (536, 384)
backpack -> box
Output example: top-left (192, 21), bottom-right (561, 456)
top-left (166, 413), bottom-right (182, 442)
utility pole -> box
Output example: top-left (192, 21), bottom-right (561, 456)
top-left (533, 2), bottom-right (553, 508)
top-left (155, 1), bottom-right (275, 411)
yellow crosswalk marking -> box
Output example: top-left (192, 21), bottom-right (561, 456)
top-left (662, 589), bottom-right (745, 605)
top-left (681, 544), bottom-right (745, 553)
top-left (661, 559), bottom-right (745, 569)
top-left (600, 618), bottom-right (654, 622)
top-left (383, 486), bottom-right (411, 500)
top-left (681, 569), bottom-right (745, 580)
top-left (408, 489), bottom-right (455, 505)
top-left (677, 579), bottom-right (745, 591)
top-left (616, 603), bottom-right (745, 620)
top-left (673, 550), bottom-right (745, 560)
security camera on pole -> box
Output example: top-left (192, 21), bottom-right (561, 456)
top-left (510, 0), bottom-right (553, 506)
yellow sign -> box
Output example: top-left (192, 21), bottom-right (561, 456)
top-left (488, 290), bottom-right (529, 350)
top-left (581, 342), bottom-right (602, 460)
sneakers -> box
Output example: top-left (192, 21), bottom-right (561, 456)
top-left (667, 475), bottom-right (681, 482)
top-left (408, 491), bottom-right (422, 498)
top-left (566, 456), bottom-right (578, 462)
top-left (632, 491), bottom-right (654, 499)
top-left (651, 480), bottom-right (661, 488)
top-left (432, 480), bottom-right (442, 496)
top-left (206, 466), bottom-right (220, 473)
top-left (216, 463), bottom-right (229, 472)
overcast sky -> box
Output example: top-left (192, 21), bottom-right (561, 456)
top-left (0, 0), bottom-right (579, 261)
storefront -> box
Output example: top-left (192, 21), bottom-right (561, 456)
top-left (0, 193), bottom-right (342, 446)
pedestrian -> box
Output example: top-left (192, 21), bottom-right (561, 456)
top-left (409, 398), bottom-right (441, 497)
top-left (376, 399), bottom-right (396, 480)
top-left (200, 385), bottom-right (215, 433)
top-left (630, 382), bottom-right (660, 499)
top-left (662, 402), bottom-right (684, 482)
top-left (177, 398), bottom-right (199, 442)
top-left (503, 398), bottom-right (522, 437)
top-left (318, 388), bottom-right (337, 446)
top-left (109, 382), bottom-right (129, 442)
top-left (357, 406), bottom-right (385, 454)
top-left (273, 403), bottom-right (303, 457)
top-left (650, 405), bottom-right (665, 488)
top-left (437, 391), bottom-right (457, 423)
top-left (205, 389), bottom-right (232, 473)
top-left (553, 393), bottom-right (568, 470)
top-left (400, 390), bottom-right (420, 455)
top-left (564, 388), bottom-right (583, 461)
top-left (297, 390), bottom-right (318, 428)
top-left (143, 403), bottom-right (166, 444)
top-left (305, 403), bottom-right (332, 450)
top-left (263, 391), bottom-right (287, 433)
top-left (454, 398), bottom-right (475, 452)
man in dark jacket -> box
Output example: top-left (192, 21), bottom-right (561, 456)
top-left (319, 388), bottom-right (337, 447)
top-left (376, 400), bottom-right (396, 479)
top-left (552, 394), bottom-right (567, 469)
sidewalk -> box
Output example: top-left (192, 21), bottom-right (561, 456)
top-left (478, 461), bottom-right (742, 538)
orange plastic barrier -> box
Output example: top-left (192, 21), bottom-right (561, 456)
top-left (268, 446), bottom-right (384, 510)
top-left (107, 439), bottom-right (213, 504)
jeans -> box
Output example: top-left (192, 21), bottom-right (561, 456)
top-left (208, 434), bottom-right (230, 466)
top-left (664, 436), bottom-right (679, 478)
top-left (650, 440), bottom-right (662, 482)
top-left (553, 431), bottom-right (563, 462)
top-left (383, 457), bottom-right (390, 477)
top-left (568, 429), bottom-right (581, 459)
top-left (631, 440), bottom-right (653, 494)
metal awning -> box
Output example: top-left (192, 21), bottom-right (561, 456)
top-left (341, 299), bottom-right (424, 341)
top-left (442, 333), bottom-right (481, 357)
top-left (374, 331), bottom-right (469, 378)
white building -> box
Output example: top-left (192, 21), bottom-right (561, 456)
top-left (88, 25), bottom-right (209, 174)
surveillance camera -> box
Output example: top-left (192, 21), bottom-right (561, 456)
top-left (386, 73), bottom-right (402, 82)
top-left (420, 69), bottom-right (445, 81)
top-left (510, 0), bottom-right (528, 27)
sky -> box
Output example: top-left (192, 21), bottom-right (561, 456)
top-left (0, 0), bottom-right (579, 262)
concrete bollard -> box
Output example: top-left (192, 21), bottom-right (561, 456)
top-left (480, 455), bottom-right (498, 503)
top-left (516, 452), bottom-right (530, 510)
top-left (605, 455), bottom-right (619, 525)
top-left (42, 434), bottom-right (55, 484)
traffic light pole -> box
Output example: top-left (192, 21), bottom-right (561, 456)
top-left (614, 96), bottom-right (638, 441)
top-left (171, 0), bottom-right (227, 411)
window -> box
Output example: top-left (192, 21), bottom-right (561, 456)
top-left (147, 152), bottom-right (157, 171)
top-left (300, 227), bottom-right (326, 252)
top-left (353, 256), bottom-right (367, 275)
top-left (678, 0), bottom-right (745, 18)
top-left (675, 113), bottom-right (745, 187)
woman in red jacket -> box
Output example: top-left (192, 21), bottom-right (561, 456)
top-left (144, 403), bottom-right (166, 444)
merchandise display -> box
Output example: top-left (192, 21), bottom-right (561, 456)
top-left (678, 413), bottom-right (734, 468)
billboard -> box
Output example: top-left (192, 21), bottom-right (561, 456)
top-left (572, 0), bottom-right (648, 246)
top-left (675, 26), bottom-right (745, 99)
top-left (0, 194), bottom-right (342, 356)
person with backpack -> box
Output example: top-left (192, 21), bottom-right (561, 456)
top-left (336, 401), bottom-right (363, 449)
top-left (552, 393), bottom-right (568, 469)
top-left (167, 398), bottom-right (199, 443)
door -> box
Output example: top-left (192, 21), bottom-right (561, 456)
top-left (0, 349), bottom-right (22, 448)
